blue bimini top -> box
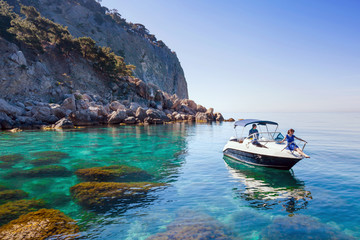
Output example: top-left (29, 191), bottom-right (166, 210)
top-left (234, 119), bottom-right (278, 128)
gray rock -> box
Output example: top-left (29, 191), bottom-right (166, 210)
top-left (69, 110), bottom-right (96, 126)
top-left (108, 110), bottom-right (127, 124)
top-left (9, 51), bottom-right (27, 66)
top-left (214, 112), bottom-right (224, 122)
top-left (0, 112), bottom-right (14, 129)
top-left (61, 96), bottom-right (76, 112)
top-left (129, 102), bottom-right (141, 111)
top-left (196, 104), bottom-right (207, 113)
top-left (195, 112), bottom-right (209, 122)
top-left (109, 101), bottom-right (126, 111)
top-left (124, 116), bottom-right (136, 124)
top-left (53, 117), bottom-right (74, 129)
top-left (135, 107), bottom-right (147, 121)
top-left (0, 98), bottom-right (23, 117)
top-left (16, 102), bottom-right (25, 108)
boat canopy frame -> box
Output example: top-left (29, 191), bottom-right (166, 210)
top-left (234, 119), bottom-right (278, 128)
top-left (234, 119), bottom-right (279, 140)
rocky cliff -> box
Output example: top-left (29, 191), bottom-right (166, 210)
top-left (0, 1), bottom-right (225, 130)
top-left (5, 0), bottom-right (188, 98)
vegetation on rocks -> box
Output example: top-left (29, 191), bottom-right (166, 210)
top-left (0, 1), bottom-right (135, 78)
top-left (70, 181), bottom-right (166, 209)
top-left (29, 151), bottom-right (69, 166)
top-left (0, 199), bottom-right (46, 226)
top-left (7, 165), bottom-right (72, 178)
top-left (0, 208), bottom-right (79, 240)
top-left (75, 165), bottom-right (153, 182)
top-left (0, 189), bottom-right (28, 204)
top-left (0, 153), bottom-right (24, 168)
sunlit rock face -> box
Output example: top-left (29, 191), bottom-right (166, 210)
top-left (6, 0), bottom-right (188, 99)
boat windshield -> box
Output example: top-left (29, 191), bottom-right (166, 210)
top-left (234, 119), bottom-right (282, 142)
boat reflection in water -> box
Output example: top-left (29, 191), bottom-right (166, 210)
top-left (224, 156), bottom-right (312, 214)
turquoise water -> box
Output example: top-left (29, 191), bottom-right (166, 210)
top-left (0, 113), bottom-right (359, 239)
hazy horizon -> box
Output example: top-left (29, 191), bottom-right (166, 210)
top-left (102, 0), bottom-right (360, 113)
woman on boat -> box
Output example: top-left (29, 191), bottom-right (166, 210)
top-left (280, 129), bottom-right (310, 158)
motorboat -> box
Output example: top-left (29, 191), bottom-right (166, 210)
top-left (223, 119), bottom-right (308, 170)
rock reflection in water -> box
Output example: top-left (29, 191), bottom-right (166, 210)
top-left (224, 156), bottom-right (312, 214)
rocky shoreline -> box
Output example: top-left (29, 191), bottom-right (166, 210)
top-left (0, 80), bottom-right (230, 131)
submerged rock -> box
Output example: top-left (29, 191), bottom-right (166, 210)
top-left (0, 154), bottom-right (24, 168)
top-left (31, 151), bottom-right (69, 159)
top-left (7, 165), bottom-right (72, 178)
top-left (0, 154), bottom-right (24, 163)
top-left (0, 199), bottom-right (46, 226)
top-left (0, 209), bottom-right (79, 240)
top-left (148, 210), bottom-right (235, 240)
top-left (70, 182), bottom-right (166, 209)
top-left (0, 190), bottom-right (28, 205)
top-left (75, 165), bottom-right (153, 182)
top-left (30, 151), bottom-right (69, 166)
top-left (260, 215), bottom-right (355, 240)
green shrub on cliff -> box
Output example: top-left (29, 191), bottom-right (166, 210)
top-left (0, 0), bottom-right (16, 41)
top-left (0, 1), bottom-right (135, 78)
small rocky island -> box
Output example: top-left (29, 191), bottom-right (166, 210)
top-left (0, 0), bottom-right (229, 131)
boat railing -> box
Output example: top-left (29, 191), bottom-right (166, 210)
top-left (246, 132), bottom-right (307, 151)
top-left (245, 131), bottom-right (284, 142)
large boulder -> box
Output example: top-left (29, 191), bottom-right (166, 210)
top-left (8, 51), bottom-right (27, 66)
top-left (61, 96), bottom-right (76, 112)
top-left (108, 110), bottom-right (127, 124)
top-left (135, 79), bottom-right (149, 99)
top-left (129, 102), bottom-right (141, 112)
top-left (214, 112), bottom-right (224, 122)
top-left (196, 104), bottom-right (207, 113)
top-left (124, 116), bottom-right (136, 124)
top-left (109, 101), bottom-right (126, 112)
top-left (0, 99), bottom-right (23, 117)
top-left (0, 112), bottom-right (14, 130)
top-left (49, 104), bottom-right (66, 119)
top-left (195, 112), bottom-right (209, 123)
top-left (171, 98), bottom-right (181, 110)
top-left (0, 209), bottom-right (79, 240)
top-left (31, 106), bottom-right (58, 123)
top-left (181, 99), bottom-right (197, 111)
top-left (205, 108), bottom-right (214, 120)
top-left (69, 110), bottom-right (95, 126)
top-left (53, 118), bottom-right (74, 129)
top-left (135, 107), bottom-right (147, 121)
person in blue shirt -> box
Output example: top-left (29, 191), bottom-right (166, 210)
top-left (280, 129), bottom-right (309, 158)
top-left (249, 124), bottom-right (259, 139)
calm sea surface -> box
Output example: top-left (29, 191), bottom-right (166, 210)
top-left (0, 112), bottom-right (359, 239)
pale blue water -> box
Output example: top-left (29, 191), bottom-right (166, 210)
top-left (0, 113), bottom-right (359, 239)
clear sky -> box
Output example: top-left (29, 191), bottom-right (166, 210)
top-left (102, 0), bottom-right (360, 113)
